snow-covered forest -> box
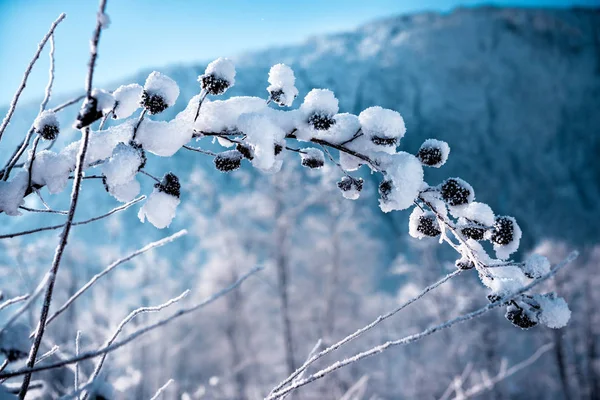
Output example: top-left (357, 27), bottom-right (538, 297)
top-left (0, 2), bottom-right (598, 399)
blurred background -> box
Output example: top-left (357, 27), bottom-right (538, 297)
top-left (0, 0), bottom-right (599, 399)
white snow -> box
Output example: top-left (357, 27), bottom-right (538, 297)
top-left (193, 96), bottom-right (268, 133)
top-left (92, 88), bottom-right (116, 113)
top-left (102, 143), bottom-right (143, 187)
top-left (238, 112), bottom-right (285, 172)
top-left (33, 110), bottom-right (59, 133)
top-left (108, 178), bottom-right (141, 203)
top-left (408, 207), bottom-right (439, 239)
top-left (492, 216), bottom-right (522, 260)
top-left (299, 148), bottom-right (325, 169)
top-left (0, 171), bottom-right (29, 216)
top-left (378, 152), bottom-right (424, 212)
top-left (135, 118), bottom-right (191, 157)
top-left (144, 72), bottom-right (180, 107)
top-left (267, 64), bottom-right (298, 107)
top-left (459, 201), bottom-right (495, 225)
top-left (522, 254), bottom-right (551, 279)
top-left (138, 189), bottom-right (180, 229)
top-left (534, 293), bottom-right (571, 328)
top-left (203, 57), bottom-right (236, 84)
top-left (300, 89), bottom-right (339, 118)
top-left (359, 106), bottom-right (406, 153)
top-left (314, 113), bottom-right (361, 143)
top-left (113, 84), bottom-right (143, 119)
top-left (418, 138), bottom-right (450, 168)
top-left (30, 150), bottom-right (72, 194)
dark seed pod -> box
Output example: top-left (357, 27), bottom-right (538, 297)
top-left (101, 175), bottom-right (110, 193)
top-left (269, 89), bottom-right (285, 105)
top-left (156, 172), bottom-right (181, 198)
top-left (379, 180), bottom-right (393, 202)
top-left (301, 156), bottom-right (324, 169)
top-left (487, 293), bottom-right (502, 303)
top-left (456, 258), bottom-right (475, 270)
top-left (491, 216), bottom-right (516, 246)
top-left (274, 143), bottom-right (283, 156)
top-left (200, 74), bottom-right (230, 95)
top-left (214, 150), bottom-right (243, 173)
top-left (141, 91), bottom-right (169, 115)
top-left (417, 139), bottom-right (449, 167)
top-left (128, 141), bottom-right (147, 171)
top-left (417, 214), bottom-right (441, 237)
top-left (74, 97), bottom-right (103, 129)
top-left (505, 303), bottom-right (538, 329)
top-left (440, 178), bottom-right (473, 207)
top-left (337, 176), bottom-right (363, 192)
top-left (371, 136), bottom-right (398, 147)
top-left (236, 143), bottom-right (254, 160)
top-left (460, 223), bottom-right (487, 241)
top-left (308, 113), bottom-right (336, 131)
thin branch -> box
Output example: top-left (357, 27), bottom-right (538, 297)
top-left (0, 266), bottom-right (262, 380)
top-left (131, 109), bottom-right (147, 141)
top-left (0, 196), bottom-right (145, 240)
top-left (19, 206), bottom-right (68, 215)
top-left (149, 378), bottom-right (174, 400)
top-left (20, 2), bottom-right (107, 396)
top-left (98, 109), bottom-right (113, 130)
top-left (266, 252), bottom-right (578, 399)
top-left (36, 345), bottom-right (59, 364)
top-left (83, 290), bottom-right (189, 398)
top-left (0, 13), bottom-right (65, 144)
top-left (139, 170), bottom-right (161, 184)
top-left (51, 95), bottom-right (86, 113)
top-left (42, 230), bottom-right (188, 332)
top-left (27, 136), bottom-right (41, 188)
top-left (193, 90), bottom-right (208, 122)
top-left (0, 360), bottom-right (8, 374)
top-left (0, 273), bottom-right (50, 336)
top-left (0, 294), bottom-right (29, 312)
top-left (269, 269), bottom-right (463, 396)
top-left (75, 331), bottom-right (82, 399)
top-left (182, 145), bottom-right (216, 157)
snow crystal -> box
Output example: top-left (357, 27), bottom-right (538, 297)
top-left (138, 189), bottom-right (180, 229)
top-left (378, 152), bottom-right (424, 212)
top-left (534, 293), bottom-right (571, 328)
top-left (92, 88), bottom-right (116, 113)
top-left (0, 171), bottom-right (28, 216)
top-left (417, 138), bottom-right (450, 168)
top-left (30, 150), bottom-right (72, 194)
top-left (491, 216), bottom-right (522, 260)
top-left (113, 84), bottom-right (143, 119)
top-left (144, 72), bottom-right (180, 107)
top-left (102, 143), bottom-right (143, 187)
top-left (203, 57), bottom-right (236, 85)
top-left (238, 112), bottom-right (285, 172)
top-left (193, 96), bottom-right (267, 133)
top-left (358, 106), bottom-right (406, 154)
top-left (300, 148), bottom-right (325, 169)
top-left (267, 64), bottom-right (298, 107)
top-left (522, 254), bottom-right (551, 279)
top-left (33, 110), bottom-right (59, 134)
top-left (108, 178), bottom-right (141, 203)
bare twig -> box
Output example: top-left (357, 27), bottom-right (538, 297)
top-left (0, 273), bottom-right (50, 336)
top-left (41, 230), bottom-right (188, 332)
top-left (0, 294), bottom-right (29, 312)
top-left (51, 95), bottom-right (86, 113)
top-left (139, 170), bottom-right (161, 184)
top-left (183, 145), bottom-right (217, 156)
top-left (0, 266), bottom-right (262, 380)
top-left (75, 331), bottom-right (82, 399)
top-left (149, 378), bottom-right (174, 400)
top-left (19, 206), bottom-right (68, 215)
top-left (193, 90), bottom-right (208, 122)
top-left (36, 345), bottom-right (59, 364)
top-left (19, 2), bottom-right (107, 397)
top-left (0, 196), bottom-right (145, 240)
top-left (266, 252), bottom-right (578, 399)
top-left (0, 14), bottom-right (65, 144)
top-left (131, 109), bottom-right (147, 141)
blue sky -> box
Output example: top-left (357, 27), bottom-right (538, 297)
top-left (0, 0), bottom-right (596, 105)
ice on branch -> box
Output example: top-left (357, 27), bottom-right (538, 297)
top-left (138, 173), bottom-right (180, 229)
top-left (142, 72), bottom-right (179, 115)
top-left (298, 89), bottom-right (339, 139)
top-left (267, 64), bottom-right (298, 107)
top-left (378, 152), bottom-right (424, 212)
top-left (29, 150), bottom-right (71, 194)
top-left (33, 110), bottom-right (60, 140)
top-left (238, 112), bottom-right (285, 173)
top-left (359, 106), bottom-right (406, 154)
top-left (0, 172), bottom-right (28, 216)
top-left (0, 323), bottom-right (30, 362)
top-left (300, 148), bottom-right (325, 169)
top-left (199, 57), bottom-right (236, 95)
top-left (113, 84), bottom-right (143, 119)
top-left (409, 207), bottom-right (441, 239)
top-left (417, 138), bottom-right (450, 168)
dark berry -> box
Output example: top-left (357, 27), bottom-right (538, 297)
top-left (141, 91), bottom-right (169, 115)
top-left (37, 124), bottom-right (59, 141)
top-left (337, 176), bottom-right (363, 192)
top-left (440, 178), bottom-right (473, 206)
top-left (379, 180), bottom-right (393, 201)
top-left (74, 97), bottom-right (103, 129)
top-left (371, 136), bottom-right (397, 147)
top-left (214, 150), bottom-right (243, 172)
top-left (308, 113), bottom-right (336, 131)
top-left (274, 143), bottom-right (283, 156)
top-left (417, 214), bottom-right (441, 237)
top-left (491, 216), bottom-right (515, 246)
top-left (156, 172), bottom-right (181, 198)
top-left (200, 74), bottom-right (230, 95)
top-left (301, 156), bottom-right (324, 169)
top-left (269, 89), bottom-right (285, 105)
top-left (417, 147), bottom-right (443, 166)
top-left (460, 223), bottom-right (487, 241)
top-left (505, 304), bottom-right (538, 329)
top-left (236, 143), bottom-right (254, 160)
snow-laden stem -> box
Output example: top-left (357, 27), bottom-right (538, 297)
top-left (35, 345), bottom-right (59, 364)
top-left (131, 108), bottom-right (147, 141)
top-left (0, 14), bottom-right (65, 145)
top-left (0, 196), bottom-right (145, 240)
top-left (74, 331), bottom-right (82, 399)
top-left (19, 206), bottom-right (68, 215)
top-left (19, 2), bottom-right (107, 396)
top-left (0, 294), bottom-right (29, 312)
top-left (27, 136), bottom-right (41, 188)
top-left (0, 266), bottom-right (262, 380)
top-left (82, 290), bottom-right (189, 399)
top-left (268, 268), bottom-right (463, 396)
top-left (193, 90), bottom-right (208, 122)
top-left (266, 252), bottom-right (578, 400)
top-left (40, 230), bottom-right (187, 333)
top-left (149, 378), bottom-right (174, 400)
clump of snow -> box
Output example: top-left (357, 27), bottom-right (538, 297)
top-left (143, 72), bottom-right (179, 107)
top-left (300, 148), bottom-right (325, 169)
top-left (359, 106), bottom-right (406, 154)
top-left (417, 138), bottom-right (450, 168)
top-left (138, 189), bottom-right (180, 229)
top-left (193, 96), bottom-right (267, 133)
top-left (337, 176), bottom-right (363, 200)
top-left (522, 254), bottom-right (551, 279)
top-left (113, 84), bottom-right (143, 119)
top-left (300, 89), bottom-right (339, 117)
top-left (408, 207), bottom-right (441, 239)
top-left (92, 88), bottom-right (116, 113)
top-left (30, 150), bottom-right (72, 194)
top-left (135, 117), bottom-right (191, 157)
top-left (378, 152), bottom-right (424, 212)
top-left (534, 293), bottom-right (571, 328)
top-left (314, 113), bottom-right (361, 143)
top-left (33, 110), bottom-right (59, 140)
top-left (267, 64), bottom-right (298, 107)
top-left (203, 57), bottom-right (236, 85)
top-left (459, 201), bottom-right (495, 225)
top-left (238, 112), bottom-right (285, 172)
top-left (108, 179), bottom-right (141, 203)
top-left (490, 216), bottom-right (522, 260)
top-left (102, 143), bottom-right (144, 189)
top-left (0, 172), bottom-right (29, 216)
